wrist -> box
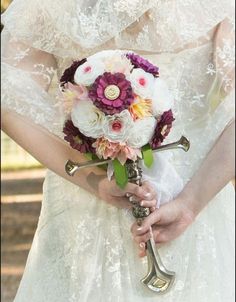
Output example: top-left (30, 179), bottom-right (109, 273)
top-left (176, 186), bottom-right (201, 219)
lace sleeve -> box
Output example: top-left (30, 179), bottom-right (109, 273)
top-left (1, 28), bottom-right (62, 135)
top-left (206, 17), bottom-right (235, 132)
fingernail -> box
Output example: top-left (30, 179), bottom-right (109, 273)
top-left (139, 242), bottom-right (145, 249)
top-left (140, 201), bottom-right (144, 206)
top-left (137, 227), bottom-right (143, 231)
top-left (144, 192), bottom-right (151, 198)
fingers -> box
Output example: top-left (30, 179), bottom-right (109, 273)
top-left (138, 242), bottom-right (147, 258)
top-left (140, 199), bottom-right (156, 208)
top-left (133, 230), bottom-right (151, 244)
top-left (131, 209), bottom-right (161, 235)
top-left (125, 182), bottom-right (155, 201)
top-left (153, 229), bottom-right (170, 244)
top-left (142, 181), bottom-right (157, 198)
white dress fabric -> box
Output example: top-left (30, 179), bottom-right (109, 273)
top-left (1, 0), bottom-right (235, 301)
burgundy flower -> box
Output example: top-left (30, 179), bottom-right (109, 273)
top-left (63, 120), bottom-right (96, 153)
top-left (150, 110), bottom-right (175, 149)
top-left (126, 53), bottom-right (159, 77)
top-left (89, 72), bottom-right (134, 115)
top-left (60, 59), bottom-right (87, 87)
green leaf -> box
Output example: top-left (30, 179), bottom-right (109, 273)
top-left (142, 144), bottom-right (154, 168)
top-left (85, 153), bottom-right (93, 160)
top-left (85, 153), bottom-right (99, 161)
top-left (113, 159), bottom-right (128, 189)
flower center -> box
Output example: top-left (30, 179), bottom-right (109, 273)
top-left (139, 78), bottom-right (146, 86)
top-left (112, 121), bottom-right (122, 132)
top-left (84, 66), bottom-right (92, 73)
top-left (161, 125), bottom-right (168, 136)
top-left (74, 136), bottom-right (82, 144)
top-left (104, 85), bottom-right (120, 100)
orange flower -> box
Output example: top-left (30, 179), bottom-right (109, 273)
top-left (129, 96), bottom-right (153, 120)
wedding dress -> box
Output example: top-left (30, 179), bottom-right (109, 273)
top-left (1, 0), bottom-right (235, 301)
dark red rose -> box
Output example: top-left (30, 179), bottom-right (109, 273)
top-left (151, 110), bottom-right (175, 149)
top-left (60, 59), bottom-right (87, 88)
top-left (63, 120), bottom-right (96, 154)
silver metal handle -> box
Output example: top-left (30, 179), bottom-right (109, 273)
top-left (125, 160), bottom-right (175, 294)
top-left (65, 136), bottom-right (190, 176)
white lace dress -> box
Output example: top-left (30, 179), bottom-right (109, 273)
top-left (1, 1), bottom-right (235, 301)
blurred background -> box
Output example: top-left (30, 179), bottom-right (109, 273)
top-left (1, 2), bottom-right (45, 302)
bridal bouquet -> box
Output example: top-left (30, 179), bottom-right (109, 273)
top-left (60, 50), bottom-right (188, 293)
top-left (60, 50), bottom-right (175, 188)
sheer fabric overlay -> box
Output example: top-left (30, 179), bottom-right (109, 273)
top-left (1, 0), bottom-right (235, 301)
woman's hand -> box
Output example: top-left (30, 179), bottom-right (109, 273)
top-left (131, 198), bottom-right (195, 257)
top-left (98, 178), bottom-right (158, 210)
top-left (131, 121), bottom-right (235, 257)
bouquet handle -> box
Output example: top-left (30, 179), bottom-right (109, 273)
top-left (125, 160), bottom-right (175, 293)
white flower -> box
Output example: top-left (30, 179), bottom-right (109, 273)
top-left (103, 110), bottom-right (134, 143)
top-left (127, 117), bottom-right (157, 148)
top-left (71, 100), bottom-right (105, 138)
top-left (128, 68), bottom-right (155, 99)
top-left (74, 59), bottom-right (105, 86)
top-left (152, 78), bottom-right (174, 115)
top-left (104, 54), bottom-right (133, 75)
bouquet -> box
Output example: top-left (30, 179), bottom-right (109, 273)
top-left (60, 50), bottom-right (190, 293)
top-left (60, 50), bottom-right (175, 188)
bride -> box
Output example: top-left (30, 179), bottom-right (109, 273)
top-left (1, 0), bottom-right (235, 301)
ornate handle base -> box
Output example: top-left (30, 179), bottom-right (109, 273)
top-left (141, 239), bottom-right (175, 293)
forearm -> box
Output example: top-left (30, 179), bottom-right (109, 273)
top-left (1, 109), bottom-right (107, 196)
top-left (179, 120), bottom-right (235, 216)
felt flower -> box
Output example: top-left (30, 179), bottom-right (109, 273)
top-left (129, 96), bottom-right (153, 120)
top-left (102, 110), bottom-right (134, 143)
top-left (126, 53), bottom-right (159, 77)
top-left (104, 54), bottom-right (133, 75)
top-left (63, 120), bottom-right (96, 153)
top-left (93, 138), bottom-right (141, 165)
top-left (60, 59), bottom-right (87, 87)
top-left (116, 144), bottom-right (142, 165)
top-left (71, 100), bottom-right (106, 139)
top-left (93, 138), bottom-right (120, 160)
top-left (127, 116), bottom-right (157, 148)
top-left (152, 78), bottom-right (174, 115)
top-left (74, 59), bottom-right (105, 86)
top-left (89, 72), bottom-right (134, 115)
top-left (62, 82), bottom-right (89, 114)
top-left (150, 110), bottom-right (175, 149)
top-left (128, 68), bottom-right (155, 99)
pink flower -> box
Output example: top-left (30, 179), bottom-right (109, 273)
top-left (93, 138), bottom-right (141, 165)
top-left (62, 82), bottom-right (89, 114)
top-left (64, 82), bottom-right (89, 101)
top-left (89, 72), bottom-right (134, 115)
top-left (93, 138), bottom-right (120, 160)
top-left (116, 145), bottom-right (142, 165)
